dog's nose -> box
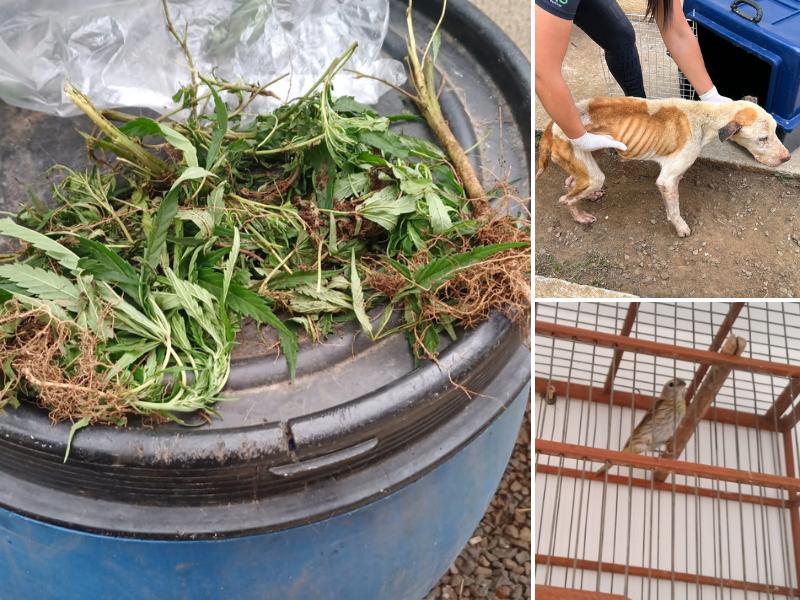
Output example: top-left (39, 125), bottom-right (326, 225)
top-left (781, 151), bottom-right (792, 163)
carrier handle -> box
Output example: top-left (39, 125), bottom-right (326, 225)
top-left (730, 0), bottom-right (763, 23)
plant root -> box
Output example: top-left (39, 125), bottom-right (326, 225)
top-left (423, 216), bottom-right (531, 339)
top-left (0, 303), bottom-right (143, 426)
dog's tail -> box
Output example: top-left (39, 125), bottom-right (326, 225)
top-left (536, 122), bottom-right (554, 179)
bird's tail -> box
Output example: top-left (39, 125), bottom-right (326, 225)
top-left (536, 122), bottom-right (554, 179)
top-left (596, 441), bottom-right (633, 476)
top-left (595, 462), bottom-right (611, 476)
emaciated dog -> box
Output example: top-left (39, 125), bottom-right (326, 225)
top-left (537, 97), bottom-right (791, 237)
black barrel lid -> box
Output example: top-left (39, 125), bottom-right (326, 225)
top-left (0, 0), bottom-right (531, 535)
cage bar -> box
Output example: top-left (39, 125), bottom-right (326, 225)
top-left (535, 463), bottom-right (789, 509)
top-left (765, 378), bottom-right (800, 424)
top-left (603, 303), bottom-right (641, 394)
top-left (684, 303), bottom-right (745, 404)
top-left (536, 321), bottom-right (800, 379)
top-left (534, 379), bottom-right (775, 430)
top-left (537, 555), bottom-right (799, 597)
top-left (536, 585), bottom-right (631, 599)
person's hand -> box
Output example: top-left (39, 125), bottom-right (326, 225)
top-left (699, 86), bottom-right (732, 103)
top-left (570, 131), bottom-right (628, 152)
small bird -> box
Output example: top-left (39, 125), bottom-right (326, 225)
top-left (596, 378), bottom-right (688, 475)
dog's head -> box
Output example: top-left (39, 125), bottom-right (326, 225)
top-left (718, 100), bottom-right (791, 167)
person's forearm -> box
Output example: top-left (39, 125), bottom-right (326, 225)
top-left (535, 71), bottom-right (586, 139)
top-left (660, 17), bottom-right (714, 95)
top-left (535, 6), bottom-right (587, 139)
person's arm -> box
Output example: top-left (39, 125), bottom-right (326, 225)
top-left (656, 2), bottom-right (730, 101)
top-left (535, 6), bottom-right (586, 138)
top-left (535, 6), bottom-right (627, 150)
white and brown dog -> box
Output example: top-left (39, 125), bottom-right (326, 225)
top-left (537, 97), bottom-right (791, 237)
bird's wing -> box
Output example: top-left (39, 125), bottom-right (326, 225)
top-left (621, 400), bottom-right (661, 451)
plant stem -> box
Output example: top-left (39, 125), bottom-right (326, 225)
top-left (102, 109), bottom-right (136, 123)
top-left (162, 0), bottom-right (199, 120)
top-left (405, 0), bottom-right (490, 218)
top-left (64, 83), bottom-right (169, 178)
top-left (253, 133), bottom-right (325, 155)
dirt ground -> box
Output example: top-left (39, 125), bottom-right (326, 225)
top-left (535, 149), bottom-right (800, 297)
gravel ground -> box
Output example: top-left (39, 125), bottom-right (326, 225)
top-left (469, 0), bottom-right (531, 59)
top-left (427, 401), bottom-right (532, 599)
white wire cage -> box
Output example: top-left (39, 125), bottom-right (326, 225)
top-left (535, 302), bottom-right (800, 600)
top-left (599, 14), bottom-right (697, 99)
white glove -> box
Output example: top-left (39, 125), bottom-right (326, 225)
top-left (570, 131), bottom-right (627, 152)
top-left (699, 86), bottom-right (732, 103)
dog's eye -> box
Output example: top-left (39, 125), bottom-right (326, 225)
top-left (759, 136), bottom-right (769, 142)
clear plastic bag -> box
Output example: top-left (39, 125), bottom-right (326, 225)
top-left (0, 0), bottom-right (406, 117)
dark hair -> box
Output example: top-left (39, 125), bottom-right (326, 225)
top-left (646, 0), bottom-right (674, 27)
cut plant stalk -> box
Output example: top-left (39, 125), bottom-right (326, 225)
top-left (405, 0), bottom-right (490, 218)
top-left (64, 83), bottom-right (169, 179)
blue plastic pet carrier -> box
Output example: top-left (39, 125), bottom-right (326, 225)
top-left (682, 0), bottom-right (800, 151)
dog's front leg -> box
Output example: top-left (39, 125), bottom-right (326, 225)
top-left (656, 171), bottom-right (690, 237)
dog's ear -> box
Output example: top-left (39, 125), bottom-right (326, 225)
top-left (741, 95), bottom-right (758, 104)
top-left (718, 121), bottom-right (743, 142)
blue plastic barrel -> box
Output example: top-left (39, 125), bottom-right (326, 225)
top-left (1, 380), bottom-right (529, 600)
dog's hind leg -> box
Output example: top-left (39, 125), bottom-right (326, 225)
top-left (575, 162), bottom-right (607, 203)
top-left (656, 165), bottom-right (691, 237)
top-left (554, 148), bottom-right (606, 225)
top-left (584, 188), bottom-right (607, 202)
top-left (564, 175), bottom-right (605, 200)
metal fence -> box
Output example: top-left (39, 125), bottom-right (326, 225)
top-left (600, 15), bottom-right (697, 100)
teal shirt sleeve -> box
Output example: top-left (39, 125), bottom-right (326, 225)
top-left (535, 0), bottom-right (580, 21)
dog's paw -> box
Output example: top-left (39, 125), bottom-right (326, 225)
top-left (674, 221), bottom-right (691, 237)
top-left (585, 188), bottom-right (607, 202)
top-left (572, 210), bottom-right (597, 225)
top-left (564, 176), bottom-right (575, 190)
